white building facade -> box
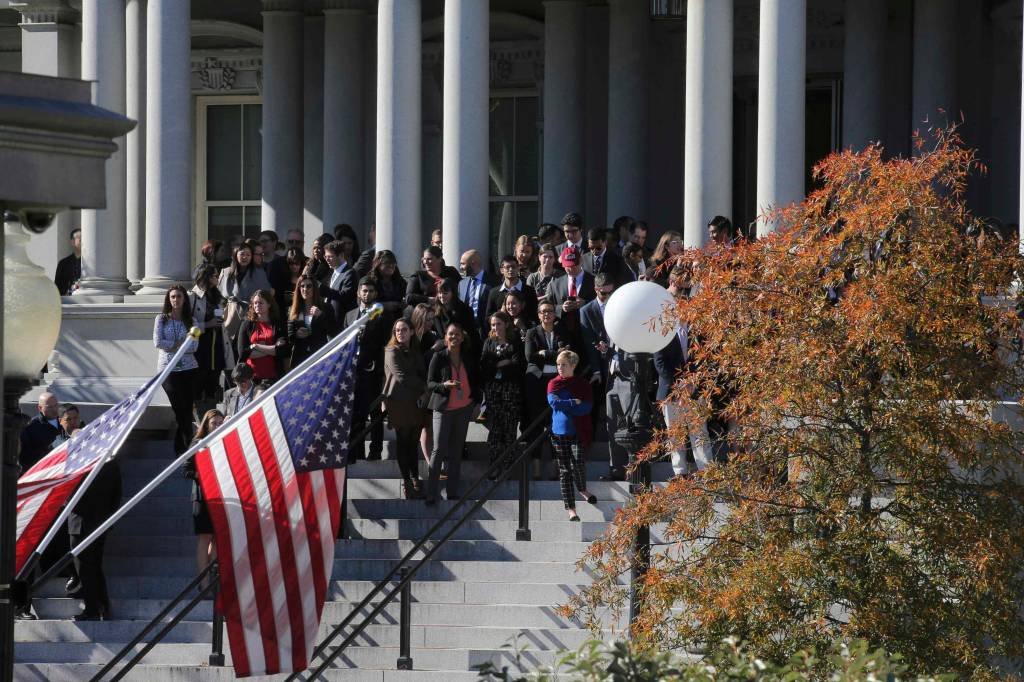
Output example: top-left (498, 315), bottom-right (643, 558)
top-left (0, 0), bottom-right (1021, 408)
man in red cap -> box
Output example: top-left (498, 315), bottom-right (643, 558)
top-left (543, 246), bottom-right (595, 337)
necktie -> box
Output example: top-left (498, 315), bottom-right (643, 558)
top-left (595, 255), bottom-right (602, 271)
top-left (568, 277), bottom-right (577, 298)
top-left (468, 279), bottom-right (478, 316)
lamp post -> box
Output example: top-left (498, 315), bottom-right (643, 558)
top-left (602, 281), bottom-right (675, 629)
top-left (0, 213), bottom-right (64, 681)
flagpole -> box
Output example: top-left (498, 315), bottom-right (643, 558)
top-left (15, 329), bottom-right (202, 582)
top-left (28, 305), bottom-right (380, 592)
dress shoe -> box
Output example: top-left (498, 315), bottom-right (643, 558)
top-left (65, 577), bottom-right (81, 595)
top-left (15, 607), bottom-right (36, 620)
top-left (598, 471), bottom-right (625, 482)
top-left (74, 611), bottom-right (103, 622)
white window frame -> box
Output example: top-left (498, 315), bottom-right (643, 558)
top-left (488, 88), bottom-right (540, 257)
top-left (194, 94), bottom-right (262, 268)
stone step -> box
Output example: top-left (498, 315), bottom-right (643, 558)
top-left (14, 662), bottom-right (485, 681)
top-left (102, 537), bottom-right (591, 563)
top-left (37, 578), bottom-right (593, 606)
top-left (119, 475), bottom-right (639, 501)
top-left (17, 620), bottom-right (601, 651)
top-left (31, 599), bottom-right (608, 630)
top-left (16, 641), bottom-right (573, 671)
top-left (125, 496), bottom-right (624, 521)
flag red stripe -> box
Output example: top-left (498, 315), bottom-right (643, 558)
top-left (325, 469), bottom-right (342, 539)
top-left (222, 429), bottom-right (281, 675)
top-left (196, 446), bottom-right (251, 677)
top-left (248, 410), bottom-right (308, 672)
top-left (14, 477), bottom-right (81, 574)
top-left (294, 474), bottom-right (327, 612)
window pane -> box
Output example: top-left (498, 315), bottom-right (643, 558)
top-left (242, 104), bottom-right (263, 201)
top-left (514, 97), bottom-right (539, 196)
top-left (244, 205), bottom-right (262, 238)
top-left (489, 201), bottom-right (514, 261)
top-left (489, 97), bottom-right (514, 196)
top-left (515, 202), bottom-right (538, 242)
top-left (208, 206), bottom-right (244, 246)
top-left (206, 106), bottom-right (242, 201)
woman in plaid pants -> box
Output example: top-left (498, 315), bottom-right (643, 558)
top-left (546, 350), bottom-right (598, 521)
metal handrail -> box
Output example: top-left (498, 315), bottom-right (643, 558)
top-left (88, 398), bottom-right (388, 681)
top-left (290, 409), bottom-right (552, 680)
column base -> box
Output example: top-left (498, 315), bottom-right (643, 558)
top-left (135, 276), bottom-right (188, 296)
top-left (75, 276), bottom-right (132, 298)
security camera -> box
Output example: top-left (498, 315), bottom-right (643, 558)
top-left (18, 210), bottom-right (58, 234)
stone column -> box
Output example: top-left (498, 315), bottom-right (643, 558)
top-left (755, 0), bottom-right (806, 236)
top-left (606, 0), bottom-right (650, 223)
top-left (323, 2), bottom-right (365, 233)
top-left (911, 0), bottom-right (957, 142)
top-left (842, 0), bottom-right (886, 151)
top-left (261, 0), bottom-right (304, 233)
top-left (126, 0), bottom-right (146, 287)
top-left (303, 11), bottom-right (324, 240)
top-left (78, 0), bottom-right (130, 297)
top-left (15, 1), bottom-right (80, 279)
top-left (362, 9), bottom-right (377, 236)
top-left (136, 0), bottom-right (190, 295)
top-left (541, 0), bottom-right (585, 223)
top-left (441, 0), bottom-right (489, 267)
top-left (683, 0), bottom-right (732, 248)
top-left (375, 0), bottom-right (421, 274)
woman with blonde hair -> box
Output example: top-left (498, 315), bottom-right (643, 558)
top-left (650, 230), bottom-right (685, 287)
top-left (547, 350), bottom-right (597, 521)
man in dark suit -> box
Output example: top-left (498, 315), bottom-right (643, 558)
top-left (486, 254), bottom-right (538, 320)
top-left (654, 268), bottom-right (712, 476)
top-left (259, 230), bottom-right (289, 296)
top-left (67, 457), bottom-right (121, 620)
top-left (319, 239), bottom-right (357, 321)
top-left (554, 212), bottom-right (589, 256)
top-left (621, 242), bottom-right (647, 282)
top-left (582, 228), bottom-right (625, 287)
top-left (54, 228), bottom-right (82, 296)
top-left (345, 277), bottom-right (390, 461)
top-left (579, 274), bottom-right (627, 480)
top-left (543, 247), bottom-right (595, 329)
top-left (20, 391), bottom-right (65, 471)
top-left (457, 249), bottom-right (498, 336)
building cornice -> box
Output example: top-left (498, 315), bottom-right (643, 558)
top-left (9, 0), bottom-right (79, 25)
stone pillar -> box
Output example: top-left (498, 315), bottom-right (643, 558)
top-left (15, 1), bottom-right (81, 279)
top-left (303, 11), bottom-right (324, 240)
top-left (441, 0), bottom-right (489, 267)
top-left (683, 0), bottom-right (732, 248)
top-left (126, 0), bottom-right (146, 287)
top-left (606, 0), bottom-right (650, 223)
top-left (323, 3), bottom-right (365, 233)
top-left (261, 1), bottom-right (304, 233)
top-left (755, 0), bottom-right (806, 236)
top-left (78, 0), bottom-right (130, 297)
top-left (911, 0), bottom-right (957, 142)
top-left (136, 0), bottom-right (190, 295)
top-left (542, 0), bottom-right (585, 223)
top-left (362, 9), bottom-right (377, 237)
top-left (375, 0), bottom-right (421, 274)
top-left (842, 0), bottom-right (886, 151)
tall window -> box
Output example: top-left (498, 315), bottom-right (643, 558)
top-left (195, 96), bottom-right (262, 258)
top-left (489, 93), bottom-right (539, 260)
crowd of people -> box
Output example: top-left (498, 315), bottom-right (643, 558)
top-left (22, 211), bottom-right (735, 621)
top-left (153, 212), bottom-right (738, 522)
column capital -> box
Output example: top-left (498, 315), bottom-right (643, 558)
top-left (262, 0), bottom-right (305, 13)
top-left (10, 0), bottom-right (79, 26)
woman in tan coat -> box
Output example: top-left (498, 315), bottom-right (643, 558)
top-left (383, 318), bottom-right (428, 498)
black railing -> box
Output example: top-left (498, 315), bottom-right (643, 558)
top-left (88, 398), bottom-right (388, 682)
top-left (287, 408), bottom-right (552, 681)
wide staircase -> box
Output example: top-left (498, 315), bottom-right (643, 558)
top-left (14, 422), bottom-right (672, 681)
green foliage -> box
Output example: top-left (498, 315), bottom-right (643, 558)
top-left (473, 636), bottom-right (956, 681)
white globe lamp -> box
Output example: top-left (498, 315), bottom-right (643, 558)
top-left (3, 218), bottom-right (62, 381)
top-left (603, 281), bottom-right (676, 354)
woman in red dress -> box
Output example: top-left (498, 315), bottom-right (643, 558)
top-left (236, 289), bottom-right (288, 386)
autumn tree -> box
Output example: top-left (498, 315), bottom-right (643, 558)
top-left (566, 128), bottom-right (1024, 678)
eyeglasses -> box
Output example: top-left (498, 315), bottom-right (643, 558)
top-left (669, 239), bottom-right (682, 245)
top-left (539, 309), bottom-right (555, 315)
top-left (596, 289), bottom-right (614, 296)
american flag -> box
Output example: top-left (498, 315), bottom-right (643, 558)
top-left (15, 375), bottom-right (160, 575)
top-left (195, 336), bottom-right (359, 678)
